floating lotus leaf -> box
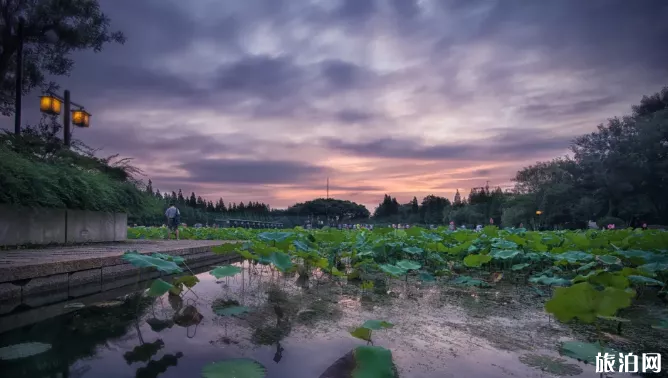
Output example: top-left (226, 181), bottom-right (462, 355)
top-left (202, 358), bottom-right (267, 378)
top-left (554, 251), bottom-right (593, 264)
top-left (0, 342), bottom-right (51, 360)
top-left (638, 262), bottom-right (668, 274)
top-left (210, 265), bottom-right (242, 279)
top-left (490, 249), bottom-right (521, 260)
top-left (511, 263), bottom-right (530, 271)
top-left (529, 275), bottom-right (571, 287)
top-left (559, 341), bottom-right (618, 365)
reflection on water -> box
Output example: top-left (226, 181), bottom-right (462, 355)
top-left (0, 261), bottom-right (666, 378)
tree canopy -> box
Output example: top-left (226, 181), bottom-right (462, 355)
top-left (0, 0), bottom-right (125, 115)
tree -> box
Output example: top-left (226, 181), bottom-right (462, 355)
top-left (0, 0), bottom-right (125, 115)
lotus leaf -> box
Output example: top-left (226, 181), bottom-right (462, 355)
top-left (395, 260), bottom-right (421, 271)
top-left (554, 251), bottom-right (593, 264)
top-left (0, 342), bottom-right (52, 360)
top-left (463, 254), bottom-right (492, 267)
top-left (511, 263), bottom-right (530, 271)
top-left (545, 282), bottom-right (634, 323)
top-left (258, 231), bottom-right (294, 242)
top-left (147, 279), bottom-right (174, 297)
top-left (122, 252), bottom-right (182, 274)
top-left (529, 275), bottom-right (571, 287)
top-left (379, 264), bottom-right (406, 277)
top-left (350, 327), bottom-right (372, 342)
top-left (490, 249), bottom-right (520, 260)
top-left (268, 251), bottom-right (293, 271)
top-left (402, 246), bottom-right (423, 255)
top-left (596, 255), bottom-right (621, 265)
top-left (419, 271), bottom-right (436, 282)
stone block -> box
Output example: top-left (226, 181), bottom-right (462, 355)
top-left (114, 213), bottom-right (128, 241)
top-left (69, 269), bottom-right (102, 297)
top-left (22, 273), bottom-right (68, 297)
top-left (66, 210), bottom-right (116, 243)
top-left (0, 282), bottom-right (21, 301)
top-left (101, 264), bottom-right (140, 291)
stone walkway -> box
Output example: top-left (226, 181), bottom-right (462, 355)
top-left (0, 240), bottom-right (233, 283)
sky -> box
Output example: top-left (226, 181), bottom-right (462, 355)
top-left (4, 0), bottom-right (668, 210)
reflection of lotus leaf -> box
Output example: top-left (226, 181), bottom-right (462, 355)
top-left (0, 342), bottom-right (52, 360)
top-left (202, 358), bottom-right (267, 378)
top-left (173, 305), bottom-right (203, 327)
top-left (146, 318), bottom-right (174, 332)
top-left (123, 340), bottom-right (165, 364)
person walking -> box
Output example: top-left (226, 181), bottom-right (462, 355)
top-left (165, 203), bottom-right (181, 240)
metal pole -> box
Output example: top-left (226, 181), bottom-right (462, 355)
top-left (63, 90), bottom-right (71, 147)
top-left (14, 18), bottom-right (24, 135)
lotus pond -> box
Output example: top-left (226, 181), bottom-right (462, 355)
top-left (2, 227), bottom-right (668, 377)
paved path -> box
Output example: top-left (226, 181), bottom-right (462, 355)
top-left (0, 240), bottom-right (235, 282)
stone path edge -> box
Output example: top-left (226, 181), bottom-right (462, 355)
top-left (0, 240), bottom-right (240, 283)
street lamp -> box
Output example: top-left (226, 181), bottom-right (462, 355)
top-left (38, 90), bottom-right (91, 147)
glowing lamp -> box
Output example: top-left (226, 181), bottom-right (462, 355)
top-left (39, 95), bottom-right (62, 115)
top-left (536, 210), bottom-right (543, 215)
top-left (72, 109), bottom-right (91, 127)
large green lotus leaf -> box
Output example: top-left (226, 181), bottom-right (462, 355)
top-left (588, 272), bottom-right (629, 289)
top-left (147, 279), bottom-right (174, 297)
top-left (268, 251), bottom-right (293, 272)
top-left (122, 252), bottom-right (183, 274)
top-left (353, 346), bottom-right (396, 378)
top-left (490, 249), bottom-right (521, 260)
top-left (615, 249), bottom-right (656, 264)
top-left (151, 252), bottom-right (185, 264)
top-left (292, 240), bottom-right (311, 251)
top-left (379, 264), bottom-right (406, 277)
top-left (491, 239), bottom-right (518, 250)
top-left (202, 358), bottom-right (267, 378)
top-left (173, 275), bottom-right (199, 289)
top-left (545, 282), bottom-right (634, 323)
top-left (463, 254), bottom-right (492, 267)
top-left (210, 265), bottom-right (242, 279)
top-left (628, 275), bottom-right (664, 286)
top-left (395, 260), bottom-right (421, 271)
top-left (0, 342), bottom-right (51, 360)
top-left (258, 231), bottom-right (294, 242)
top-left (361, 320), bottom-right (394, 330)
top-left (529, 275), bottom-right (571, 287)
top-left (560, 341), bottom-right (618, 365)
top-left (596, 255), bottom-right (621, 265)
top-left (402, 247), bottom-right (423, 255)
top-left (554, 251), bottom-right (593, 264)
top-left (239, 250), bottom-right (258, 260)
top-left (350, 327), bottom-right (372, 342)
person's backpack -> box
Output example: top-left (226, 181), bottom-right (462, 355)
top-left (173, 209), bottom-right (181, 226)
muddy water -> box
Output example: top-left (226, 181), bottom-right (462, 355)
top-left (0, 262), bottom-right (665, 378)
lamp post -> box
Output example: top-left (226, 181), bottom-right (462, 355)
top-left (14, 17), bottom-right (25, 135)
top-left (535, 210), bottom-right (542, 231)
top-left (39, 90), bottom-right (91, 147)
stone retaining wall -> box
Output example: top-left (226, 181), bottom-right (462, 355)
top-left (0, 250), bottom-right (236, 314)
top-left (0, 204), bottom-right (127, 246)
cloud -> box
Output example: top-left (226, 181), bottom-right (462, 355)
top-left (180, 159), bottom-right (328, 185)
top-left (2, 0), bottom-right (667, 210)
